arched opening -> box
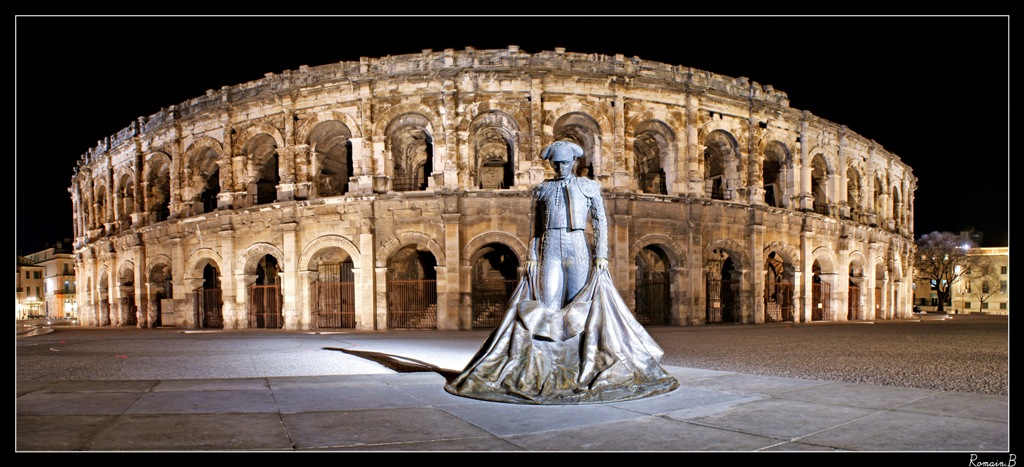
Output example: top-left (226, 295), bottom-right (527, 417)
top-left (811, 155), bottom-right (829, 215)
top-left (194, 263), bottom-right (223, 328)
top-left (117, 173), bottom-right (134, 229)
top-left (118, 267), bottom-right (137, 327)
top-left (848, 261), bottom-right (863, 320)
top-left (633, 121), bottom-right (674, 195)
top-left (811, 260), bottom-right (831, 321)
top-left (704, 130), bottom-right (736, 200)
top-left (764, 251), bottom-right (794, 322)
top-left (254, 154), bottom-right (280, 205)
top-left (95, 188), bottom-right (107, 228)
top-left (97, 270), bottom-right (110, 326)
top-left (310, 249), bottom-right (355, 329)
top-left (874, 262), bottom-right (886, 319)
top-left (148, 263), bottom-right (172, 328)
top-left (470, 112), bottom-right (517, 190)
top-left (147, 160), bottom-right (171, 222)
top-left (388, 115), bottom-right (434, 192)
top-left (200, 169), bottom-right (220, 214)
top-left (477, 135), bottom-right (514, 189)
top-left (706, 248), bottom-right (739, 323)
top-left (891, 186), bottom-right (902, 230)
top-left (553, 113), bottom-right (600, 179)
top-left (471, 243), bottom-right (520, 328)
top-left (762, 141), bottom-right (788, 207)
top-left (386, 246), bottom-right (438, 328)
top-left (309, 121), bottom-right (353, 197)
top-left (873, 174), bottom-right (886, 227)
top-left (635, 245), bottom-right (672, 325)
top-left (846, 168), bottom-right (861, 220)
top-left (248, 255), bottom-right (283, 328)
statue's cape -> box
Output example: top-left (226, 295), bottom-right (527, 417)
top-left (445, 269), bottom-right (679, 404)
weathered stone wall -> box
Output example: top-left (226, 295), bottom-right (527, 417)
top-left (70, 46), bottom-right (916, 330)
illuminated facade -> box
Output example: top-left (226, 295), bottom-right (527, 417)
top-left (69, 46), bottom-right (917, 329)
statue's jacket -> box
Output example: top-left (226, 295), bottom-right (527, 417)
top-left (530, 176), bottom-right (609, 260)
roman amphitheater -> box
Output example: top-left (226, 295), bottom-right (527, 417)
top-left (69, 46), bottom-right (917, 330)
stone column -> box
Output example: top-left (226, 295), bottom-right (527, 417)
top-left (355, 229), bottom-right (375, 330)
top-left (374, 266), bottom-right (388, 329)
top-left (219, 227), bottom-right (238, 329)
top-left (281, 222), bottom-right (299, 329)
top-left (612, 214), bottom-right (631, 295)
top-left (749, 218), bottom-right (766, 323)
top-left (441, 213), bottom-right (462, 329)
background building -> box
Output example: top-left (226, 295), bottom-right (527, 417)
top-left (68, 46), bottom-right (917, 330)
top-left (914, 244), bottom-right (1009, 315)
top-left (15, 256), bottom-right (45, 319)
top-left (18, 240), bottom-right (78, 320)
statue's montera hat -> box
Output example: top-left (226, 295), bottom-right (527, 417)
top-left (541, 141), bottom-right (584, 162)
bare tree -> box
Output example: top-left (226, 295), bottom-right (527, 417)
top-left (963, 256), bottom-right (1001, 313)
top-left (913, 231), bottom-right (979, 313)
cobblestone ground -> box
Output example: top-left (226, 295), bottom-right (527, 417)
top-left (649, 314), bottom-right (1009, 395)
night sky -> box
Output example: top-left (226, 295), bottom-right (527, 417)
top-left (15, 15), bottom-right (1009, 255)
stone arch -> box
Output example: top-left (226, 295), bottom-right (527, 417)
top-left (460, 100), bottom-right (531, 136)
top-left (184, 248), bottom-right (224, 281)
top-left (811, 246), bottom-right (838, 274)
top-left (373, 102), bottom-right (445, 141)
top-left (237, 242), bottom-right (286, 279)
top-left (763, 241), bottom-right (801, 272)
top-left (891, 183), bottom-right (903, 229)
top-left (379, 108), bottom-right (441, 191)
top-left (299, 235), bottom-right (361, 272)
top-left (629, 234), bottom-right (686, 269)
top-left (295, 110), bottom-right (364, 142)
top-left (699, 128), bottom-right (740, 200)
top-left (92, 178), bottom-right (109, 227)
top-left (233, 123), bottom-right (287, 154)
top-left (235, 125), bottom-right (285, 205)
top-left (702, 238), bottom-right (749, 270)
top-left (304, 119), bottom-right (355, 197)
top-left (545, 102), bottom-right (612, 178)
top-left (143, 152), bottom-right (172, 222)
top-left (847, 164), bottom-right (863, 216)
top-left (181, 137), bottom-right (225, 213)
top-left (461, 231), bottom-right (529, 268)
top-left (759, 140), bottom-right (791, 207)
top-left (628, 118), bottom-right (677, 194)
top-left (810, 153), bottom-right (832, 214)
top-left (113, 167), bottom-right (136, 225)
top-left (377, 231), bottom-right (446, 268)
top-left (466, 109), bottom-right (521, 189)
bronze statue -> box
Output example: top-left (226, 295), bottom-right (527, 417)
top-left (445, 141), bottom-right (679, 404)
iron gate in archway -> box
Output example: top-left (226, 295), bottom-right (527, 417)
top-left (706, 279), bottom-right (738, 323)
top-left (193, 287), bottom-right (223, 328)
top-left (248, 284), bottom-right (282, 328)
top-left (311, 262), bottom-right (356, 329)
top-left (387, 279), bottom-right (437, 329)
top-left (636, 271), bottom-right (671, 325)
top-left (764, 282), bottom-right (794, 322)
top-left (812, 282), bottom-right (831, 321)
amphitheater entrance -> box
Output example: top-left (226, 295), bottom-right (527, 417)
top-left (311, 256), bottom-right (356, 329)
top-left (635, 245), bottom-right (672, 325)
top-left (848, 280), bottom-right (861, 320)
top-left (706, 249), bottom-right (739, 324)
top-left (386, 246), bottom-right (438, 329)
top-left (118, 266), bottom-right (137, 327)
top-left (763, 252), bottom-right (794, 322)
top-left (811, 261), bottom-right (831, 321)
top-left (98, 269), bottom-right (111, 326)
top-left (194, 263), bottom-right (223, 328)
top-left (248, 255), bottom-right (283, 329)
top-left (470, 243), bottom-right (520, 328)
